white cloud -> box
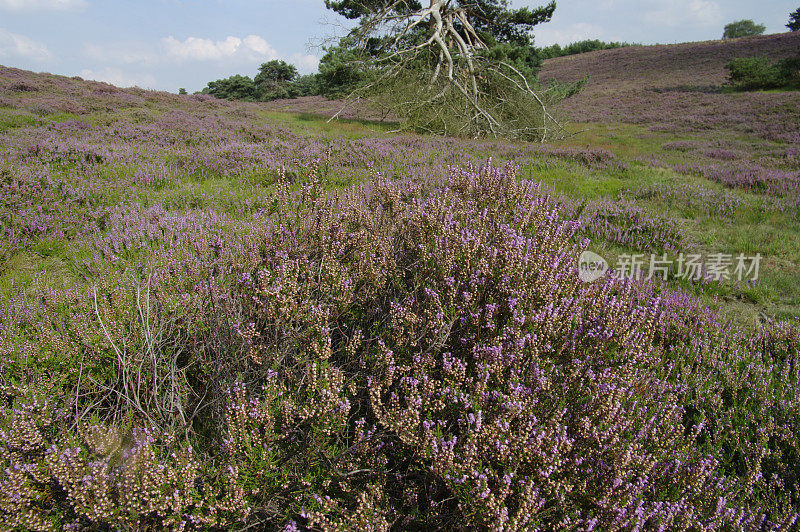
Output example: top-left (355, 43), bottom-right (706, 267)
top-left (162, 34), bottom-right (280, 63)
top-left (642, 0), bottom-right (722, 28)
top-left (534, 22), bottom-right (606, 47)
top-left (0, 28), bottom-right (51, 61)
top-left (290, 53), bottom-right (320, 74)
top-left (79, 34), bottom-right (321, 83)
top-left (79, 67), bottom-right (156, 88)
top-left (84, 42), bottom-right (158, 65)
top-left (0, 0), bottom-right (87, 11)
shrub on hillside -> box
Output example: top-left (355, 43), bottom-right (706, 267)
top-left (725, 57), bottom-right (783, 90)
top-left (725, 49), bottom-right (800, 91)
top-left (725, 48), bottom-right (800, 90)
top-left (778, 51), bottom-right (800, 88)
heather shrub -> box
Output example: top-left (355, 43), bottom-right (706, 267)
top-left (227, 162), bottom-right (782, 528)
top-left (580, 199), bottom-right (684, 251)
top-left (0, 385), bottom-right (250, 530)
top-left (628, 183), bottom-right (743, 217)
top-left (654, 292), bottom-right (800, 518)
top-left (6, 81), bottom-right (39, 92)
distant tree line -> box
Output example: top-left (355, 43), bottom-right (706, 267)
top-left (537, 39), bottom-right (638, 60)
top-left (195, 39), bottom-right (621, 102)
top-left (198, 60), bottom-right (320, 101)
top-left (193, 6), bottom-right (800, 103)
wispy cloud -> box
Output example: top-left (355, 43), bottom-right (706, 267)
top-left (162, 35), bottom-right (281, 63)
top-left (0, 28), bottom-right (51, 61)
top-left (534, 22), bottom-right (607, 47)
top-left (289, 53), bottom-right (320, 74)
top-left (81, 34), bottom-right (321, 78)
top-left (0, 0), bottom-right (87, 12)
top-left (79, 67), bottom-right (155, 88)
top-left (642, 0), bottom-right (722, 28)
top-left (84, 42), bottom-right (158, 66)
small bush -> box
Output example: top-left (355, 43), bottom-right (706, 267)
top-left (778, 53), bottom-right (800, 89)
top-left (726, 57), bottom-right (784, 91)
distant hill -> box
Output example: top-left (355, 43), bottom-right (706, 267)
top-left (539, 32), bottom-right (800, 143)
top-left (539, 31), bottom-right (800, 93)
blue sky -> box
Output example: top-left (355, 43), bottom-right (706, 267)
top-left (0, 0), bottom-right (797, 92)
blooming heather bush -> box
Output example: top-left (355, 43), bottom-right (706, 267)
top-left (0, 387), bottom-right (249, 530)
top-left (224, 162), bottom-right (790, 528)
top-left (628, 183), bottom-right (743, 217)
top-left (655, 291), bottom-right (800, 519)
top-left (703, 162), bottom-right (800, 197)
top-left (662, 140), bottom-right (706, 152)
top-left (579, 199), bottom-right (684, 251)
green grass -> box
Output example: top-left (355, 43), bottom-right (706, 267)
top-left (1, 100), bottom-right (797, 325)
top-left (0, 109), bottom-right (42, 131)
top-left (261, 110), bottom-right (398, 139)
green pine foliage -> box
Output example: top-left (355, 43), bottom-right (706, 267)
top-left (726, 47), bottom-right (800, 91)
top-left (788, 8), bottom-right (800, 31)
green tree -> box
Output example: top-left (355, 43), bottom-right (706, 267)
top-left (317, 39), bottom-right (376, 97)
top-left (255, 60), bottom-right (298, 85)
top-left (723, 19), bottom-right (766, 39)
top-left (178, 87), bottom-right (187, 95)
top-left (201, 75), bottom-right (257, 100)
top-left (291, 74), bottom-right (321, 97)
top-left (254, 60), bottom-right (299, 101)
top-left (788, 8), bottom-right (800, 31)
top-left (326, 0), bottom-right (555, 76)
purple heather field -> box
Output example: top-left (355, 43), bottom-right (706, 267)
top-left (1, 31), bottom-right (800, 531)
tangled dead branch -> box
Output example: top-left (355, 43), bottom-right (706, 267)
top-left (328, 0), bottom-right (570, 141)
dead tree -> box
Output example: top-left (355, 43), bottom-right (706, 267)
top-left (326, 0), bottom-right (568, 141)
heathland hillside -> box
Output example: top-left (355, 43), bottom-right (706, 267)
top-left (540, 31), bottom-right (800, 91)
top-left (0, 32), bottom-right (799, 528)
top-left (539, 31), bottom-right (800, 141)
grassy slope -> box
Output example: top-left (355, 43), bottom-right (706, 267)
top-left (540, 33), bottom-right (800, 323)
top-left (0, 36), bottom-right (799, 528)
top-left (1, 32), bottom-right (799, 327)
